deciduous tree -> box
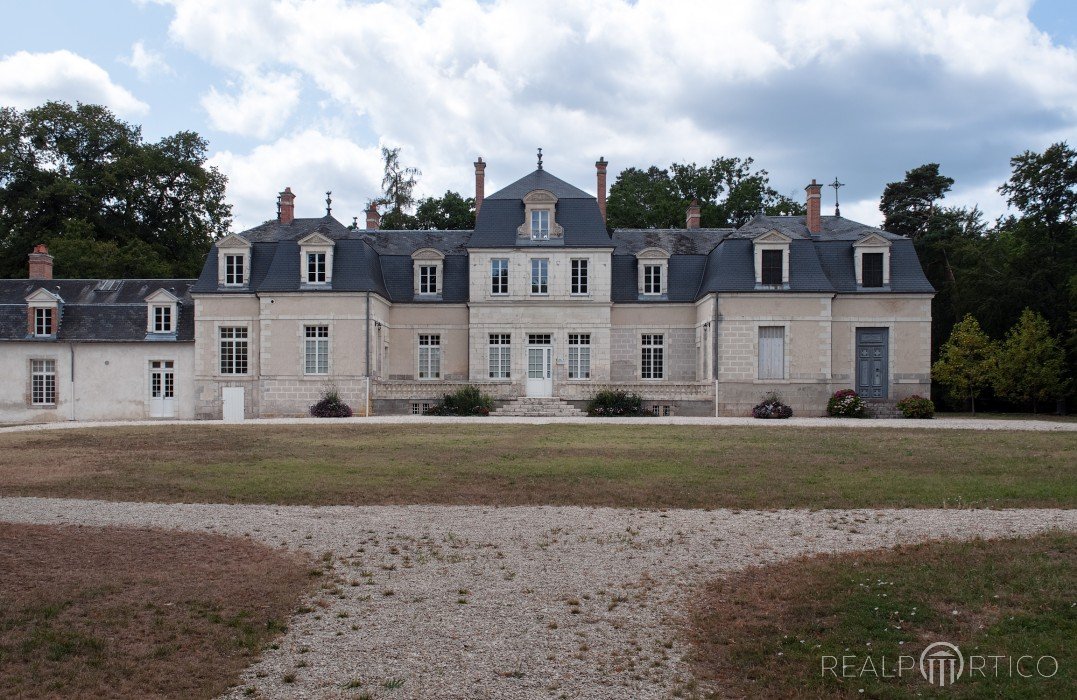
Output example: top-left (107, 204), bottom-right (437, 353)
top-left (993, 309), bottom-right (1070, 412)
top-left (932, 314), bottom-right (997, 414)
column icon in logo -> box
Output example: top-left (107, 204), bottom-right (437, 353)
top-left (920, 641), bottom-right (964, 687)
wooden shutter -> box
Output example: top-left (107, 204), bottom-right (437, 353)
top-left (758, 326), bottom-right (785, 379)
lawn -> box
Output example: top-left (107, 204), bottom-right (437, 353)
top-left (0, 424), bottom-right (1073, 508)
top-left (688, 533), bottom-right (1076, 698)
top-left (0, 523), bottom-right (311, 699)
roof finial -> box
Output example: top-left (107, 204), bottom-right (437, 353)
top-left (537, 147), bottom-right (543, 171)
top-left (276, 193), bottom-right (282, 221)
top-left (352, 215), bottom-right (358, 229)
top-left (325, 191), bottom-right (332, 216)
top-left (829, 177), bottom-right (844, 217)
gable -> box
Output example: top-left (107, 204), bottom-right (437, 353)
top-left (25, 288), bottom-right (62, 304)
top-left (753, 229), bottom-right (792, 244)
top-left (853, 232), bottom-right (892, 248)
top-left (145, 288), bottom-right (180, 304)
top-left (217, 233), bottom-right (252, 249)
top-left (297, 232), bottom-right (335, 247)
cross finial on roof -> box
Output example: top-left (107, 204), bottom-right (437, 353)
top-left (325, 191), bottom-right (332, 216)
top-left (537, 147), bottom-right (543, 171)
top-left (829, 177), bottom-right (844, 217)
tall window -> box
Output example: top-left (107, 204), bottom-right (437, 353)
top-left (862, 252), bottom-right (884, 288)
top-left (641, 334), bottom-right (664, 379)
top-left (488, 333), bottom-right (511, 379)
top-left (531, 210), bottom-right (550, 240)
top-left (419, 265), bottom-right (438, 295)
top-left (219, 327), bottom-right (249, 375)
top-left (150, 360), bottom-right (174, 399)
top-left (531, 258), bottom-right (549, 294)
top-left (758, 326), bottom-right (785, 379)
top-left (306, 252), bottom-right (327, 283)
top-left (304, 325), bottom-right (329, 374)
top-left (418, 334), bottom-right (441, 379)
top-left (761, 249), bottom-right (784, 285)
top-left (568, 334), bottom-right (591, 379)
top-left (34, 307), bottom-right (53, 336)
top-left (153, 305), bottom-right (173, 333)
top-left (31, 359), bottom-right (56, 405)
top-left (643, 265), bottom-right (662, 295)
top-left (571, 259), bottom-right (589, 295)
top-left (491, 258), bottom-right (509, 294)
top-left (224, 254), bottom-right (245, 286)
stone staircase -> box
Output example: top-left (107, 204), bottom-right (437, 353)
top-left (491, 397), bottom-right (587, 417)
top-left (865, 400), bottom-right (902, 419)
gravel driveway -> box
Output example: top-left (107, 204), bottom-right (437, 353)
top-left (1, 498), bottom-right (1073, 699)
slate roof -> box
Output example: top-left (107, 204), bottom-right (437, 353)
top-left (0, 279), bottom-right (195, 342)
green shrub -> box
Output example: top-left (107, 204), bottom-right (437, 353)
top-left (896, 394), bottom-right (935, 419)
top-left (826, 389), bottom-right (866, 418)
top-left (310, 390), bottom-right (353, 418)
top-left (428, 386), bottom-right (493, 416)
top-left (587, 390), bottom-right (649, 417)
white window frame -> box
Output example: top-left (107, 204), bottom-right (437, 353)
top-left (490, 258), bottom-right (509, 295)
top-left (30, 358), bottom-right (56, 406)
top-left (418, 265), bottom-right (438, 295)
top-left (530, 258), bottom-right (549, 295)
top-left (752, 231), bottom-right (792, 286)
top-left (219, 326), bottom-right (249, 375)
top-left (304, 325), bottom-right (330, 375)
top-left (488, 333), bottom-right (511, 379)
top-left (643, 265), bottom-right (662, 295)
top-left (853, 235), bottom-right (892, 287)
top-left (151, 305), bottom-right (173, 333)
top-left (760, 249), bottom-right (784, 286)
top-left (571, 258), bottom-right (589, 295)
top-left (418, 334), bottom-right (441, 380)
top-left (568, 333), bottom-right (591, 380)
top-left (224, 254), bottom-right (246, 286)
top-left (641, 334), bottom-right (664, 380)
top-left (149, 360), bottom-right (175, 399)
top-left (306, 251), bottom-right (327, 284)
top-left (531, 209), bottom-right (550, 240)
top-left (757, 326), bottom-right (786, 380)
top-left (34, 307), bottom-right (53, 337)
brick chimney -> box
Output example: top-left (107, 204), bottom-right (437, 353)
top-left (365, 203), bottom-right (381, 230)
top-left (28, 244), bottom-right (53, 280)
top-left (474, 157), bottom-right (486, 215)
top-left (685, 200), bottom-right (701, 229)
top-left (595, 157), bottom-right (608, 223)
top-left (278, 187), bottom-right (296, 224)
top-left (805, 179), bottom-right (822, 234)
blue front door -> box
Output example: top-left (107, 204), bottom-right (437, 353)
top-left (856, 328), bottom-right (889, 399)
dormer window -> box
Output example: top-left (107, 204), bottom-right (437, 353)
top-left (26, 288), bottom-right (61, 338)
top-left (35, 307), bottom-right (53, 337)
top-left (753, 230), bottom-right (792, 288)
top-left (216, 233), bottom-right (252, 288)
top-left (531, 210), bottom-right (550, 240)
top-left (225, 254), bottom-right (245, 285)
top-left (412, 248), bottom-right (444, 298)
top-left (153, 305), bottom-right (173, 332)
top-left (306, 252), bottom-right (327, 284)
top-left (636, 248), bottom-right (669, 298)
top-left (297, 232), bottom-right (334, 287)
top-left (643, 265), bottom-right (662, 294)
top-left (145, 289), bottom-right (180, 336)
top-left (853, 233), bottom-right (892, 289)
top-left (419, 265), bottom-right (438, 294)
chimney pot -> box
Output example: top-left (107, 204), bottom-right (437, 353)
top-left (365, 203), bottom-right (381, 231)
top-left (28, 244), bottom-right (53, 280)
top-left (686, 199), bottom-right (701, 229)
top-left (595, 157), bottom-right (608, 223)
top-left (805, 179), bottom-right (822, 234)
top-left (278, 186), bottom-right (296, 224)
top-left (474, 157), bottom-right (486, 216)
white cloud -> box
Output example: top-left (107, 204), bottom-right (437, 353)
top-left (154, 0), bottom-right (1077, 229)
top-left (201, 71), bottom-right (301, 139)
top-left (0, 50), bottom-right (148, 116)
top-left (122, 41), bottom-right (174, 80)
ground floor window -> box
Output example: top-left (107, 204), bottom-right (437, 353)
top-left (304, 325), bottom-right (329, 374)
top-left (568, 333), bottom-right (590, 379)
top-left (758, 326), bottom-right (785, 379)
top-left (219, 327), bottom-right (249, 375)
top-left (641, 334), bottom-right (664, 379)
top-left (418, 334), bottom-right (441, 379)
top-left (488, 333), bottom-right (511, 379)
top-left (150, 360), bottom-right (174, 399)
top-left (31, 359), bottom-right (56, 405)
top-left (411, 402), bottom-right (433, 415)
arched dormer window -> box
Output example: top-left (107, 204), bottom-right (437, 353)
top-left (216, 234), bottom-right (251, 288)
top-left (412, 248), bottom-right (444, 298)
top-left (753, 230), bottom-right (791, 288)
top-left (853, 233), bottom-right (892, 289)
top-left (145, 288), bottom-right (180, 335)
top-left (517, 189), bottom-right (564, 242)
top-left (636, 247), bottom-right (670, 298)
top-left (298, 232), bottom-right (335, 286)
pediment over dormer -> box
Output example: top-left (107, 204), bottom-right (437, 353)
top-left (25, 288), bottom-right (62, 304)
top-left (145, 288), bottom-right (181, 304)
top-left (523, 189), bottom-right (558, 205)
top-left (636, 247), bottom-right (670, 260)
top-left (853, 232), bottom-right (892, 248)
top-left (753, 229), bottom-right (793, 244)
top-left (217, 233), bottom-right (252, 249)
top-left (411, 247), bottom-right (445, 261)
top-left (297, 232), bottom-right (335, 248)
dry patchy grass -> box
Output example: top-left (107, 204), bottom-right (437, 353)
top-left (0, 424), bottom-right (1073, 508)
top-left (0, 523), bottom-right (311, 699)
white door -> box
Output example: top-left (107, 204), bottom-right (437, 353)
top-left (222, 387), bottom-right (245, 421)
top-left (149, 360), bottom-right (175, 418)
top-left (526, 345), bottom-right (553, 397)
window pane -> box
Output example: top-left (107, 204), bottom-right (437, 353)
top-left (761, 250), bottom-right (783, 285)
top-left (862, 253), bottom-right (884, 287)
top-left (491, 259), bottom-right (508, 294)
top-left (531, 259), bottom-right (548, 293)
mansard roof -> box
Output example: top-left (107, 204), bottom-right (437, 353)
top-left (485, 169), bottom-right (594, 200)
top-left (0, 279), bottom-right (195, 342)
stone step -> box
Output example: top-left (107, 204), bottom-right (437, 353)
top-left (492, 396), bottom-right (587, 417)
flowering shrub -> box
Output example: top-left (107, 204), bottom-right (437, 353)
top-left (826, 389), bottom-right (866, 418)
top-left (310, 390), bottom-right (353, 418)
top-left (752, 392), bottom-right (793, 419)
top-left (427, 385), bottom-right (493, 416)
top-left (587, 390), bottom-right (649, 417)
top-left (896, 394), bottom-right (935, 419)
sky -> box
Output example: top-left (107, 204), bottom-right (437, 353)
top-left (1, 0), bottom-right (1075, 232)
